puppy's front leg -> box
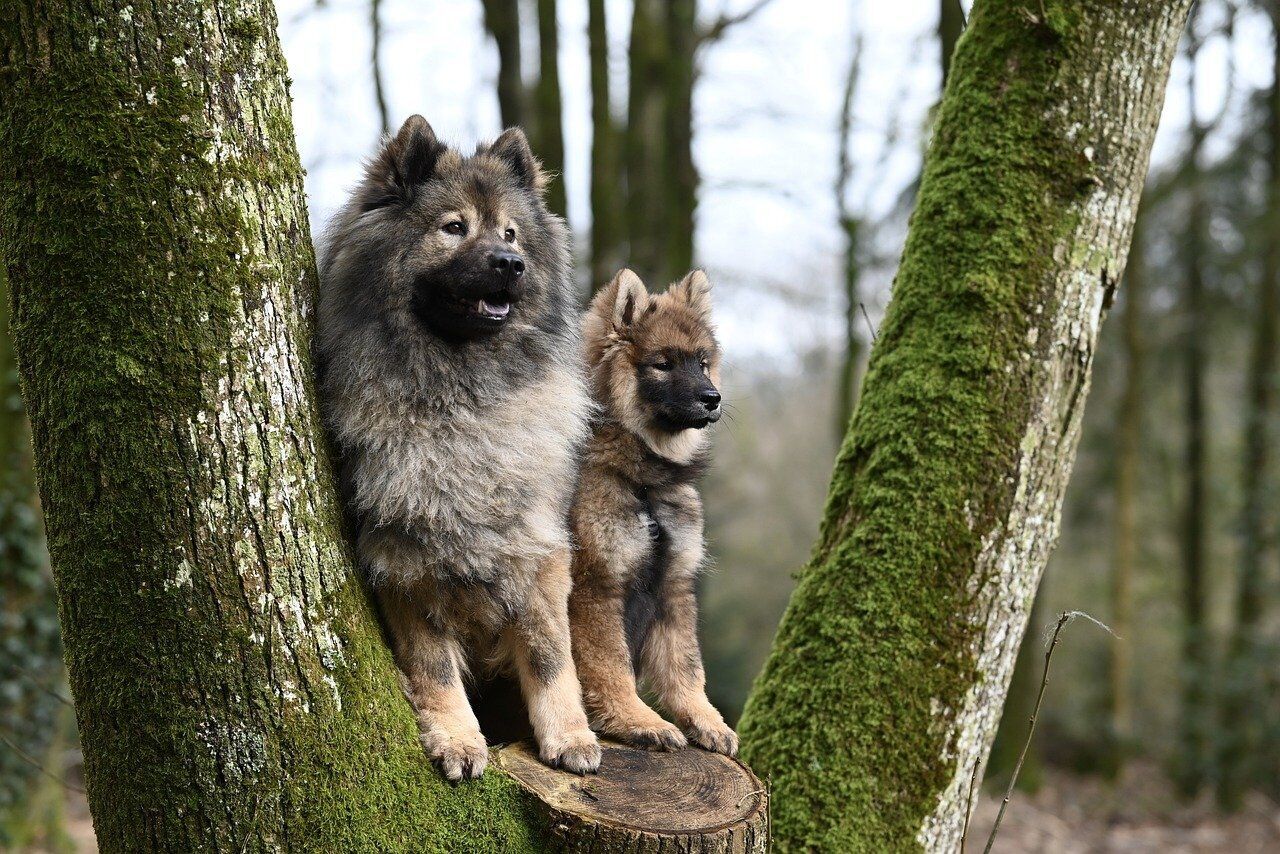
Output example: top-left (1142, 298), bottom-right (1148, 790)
top-left (569, 578), bottom-right (687, 750)
top-left (641, 576), bottom-right (738, 756)
top-left (509, 549), bottom-right (602, 774)
top-left (380, 589), bottom-right (488, 780)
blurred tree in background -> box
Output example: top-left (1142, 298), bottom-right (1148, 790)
top-left (0, 265), bottom-right (67, 850)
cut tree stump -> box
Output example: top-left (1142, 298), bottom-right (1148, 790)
top-left (495, 739), bottom-right (769, 852)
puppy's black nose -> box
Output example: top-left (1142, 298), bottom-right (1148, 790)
top-left (700, 389), bottom-right (721, 409)
top-left (489, 251), bottom-right (525, 280)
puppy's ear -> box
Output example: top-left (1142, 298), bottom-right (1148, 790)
top-left (488, 128), bottom-right (548, 194)
top-left (670, 269), bottom-right (712, 319)
top-left (361, 115), bottom-right (444, 210)
top-left (590, 269), bottom-right (649, 331)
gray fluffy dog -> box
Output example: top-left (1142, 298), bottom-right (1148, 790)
top-left (315, 115), bottom-right (600, 780)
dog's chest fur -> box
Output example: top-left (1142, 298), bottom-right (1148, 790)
top-left (340, 362), bottom-right (590, 591)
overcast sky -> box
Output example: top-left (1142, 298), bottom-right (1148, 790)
top-left (277, 0), bottom-right (1274, 364)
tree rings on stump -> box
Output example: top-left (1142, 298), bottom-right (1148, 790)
top-left (495, 739), bottom-right (769, 852)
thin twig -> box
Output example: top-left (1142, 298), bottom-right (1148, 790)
top-left (983, 611), bottom-right (1112, 854)
top-left (736, 787), bottom-right (766, 806)
top-left (0, 732), bottom-right (86, 795)
top-left (859, 302), bottom-right (878, 343)
top-left (960, 754), bottom-right (981, 854)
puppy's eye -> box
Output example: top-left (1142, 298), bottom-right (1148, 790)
top-left (442, 221), bottom-right (466, 236)
top-left (652, 358), bottom-right (673, 372)
top-left (504, 227), bottom-right (517, 243)
top-left (700, 358), bottom-right (710, 374)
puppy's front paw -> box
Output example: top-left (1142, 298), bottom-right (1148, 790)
top-left (622, 720), bottom-right (687, 752)
top-left (681, 717), bottom-right (738, 757)
top-left (540, 728), bottom-right (602, 775)
top-left (422, 729), bottom-right (489, 781)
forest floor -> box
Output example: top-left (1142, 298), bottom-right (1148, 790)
top-left (968, 761), bottom-right (1280, 853)
top-left (36, 760), bottom-right (1280, 853)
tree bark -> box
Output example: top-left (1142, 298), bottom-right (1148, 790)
top-left (588, 0), bottom-right (623, 291)
top-left (1177, 10), bottom-right (1211, 798)
top-left (737, 2), bottom-right (1191, 850)
top-left (1218, 5), bottom-right (1280, 810)
top-left (481, 0), bottom-right (525, 129)
top-left (0, 2), bottom-right (549, 849)
top-left (534, 0), bottom-right (568, 219)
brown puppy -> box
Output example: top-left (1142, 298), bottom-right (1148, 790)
top-left (568, 268), bottom-right (737, 755)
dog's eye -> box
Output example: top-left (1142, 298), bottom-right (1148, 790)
top-left (653, 359), bottom-right (673, 372)
top-left (504, 227), bottom-right (516, 243)
top-left (700, 358), bottom-right (710, 374)
top-left (442, 221), bottom-right (466, 236)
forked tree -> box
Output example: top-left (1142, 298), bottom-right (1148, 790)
top-left (739, 1), bottom-right (1192, 850)
top-left (1, 0), bottom-right (1189, 852)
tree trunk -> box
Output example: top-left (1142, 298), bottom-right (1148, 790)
top-left (1109, 210), bottom-right (1145, 776)
top-left (834, 35), bottom-right (864, 437)
top-left (626, 0), bottom-right (671, 284)
top-left (665, 0), bottom-right (698, 280)
top-left (481, 0), bottom-right (525, 128)
top-left (0, 262), bottom-right (64, 845)
top-left (1218, 5), bottom-right (1280, 811)
top-left (737, 2), bottom-right (1191, 850)
top-left (1177, 11), bottom-right (1211, 798)
top-left (588, 0), bottom-right (624, 291)
top-left (534, 0), bottom-right (568, 219)
top-left (985, 591), bottom-right (1045, 793)
top-left (939, 0), bottom-right (965, 88)
top-left (370, 0), bottom-right (390, 136)
top-left (1, 3), bottom-right (768, 849)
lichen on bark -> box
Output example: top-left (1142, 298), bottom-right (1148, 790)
top-left (0, 1), bottom-right (548, 850)
top-left (737, 2), bottom-right (1192, 851)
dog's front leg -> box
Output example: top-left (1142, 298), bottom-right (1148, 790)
top-left (509, 549), bottom-right (602, 774)
top-left (379, 589), bottom-right (488, 780)
top-left (641, 576), bottom-right (738, 756)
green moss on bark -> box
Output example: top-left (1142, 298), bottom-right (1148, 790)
top-left (0, 2), bottom-right (549, 850)
top-left (737, 1), bottom-right (1190, 850)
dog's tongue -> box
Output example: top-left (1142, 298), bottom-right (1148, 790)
top-left (477, 299), bottom-right (510, 320)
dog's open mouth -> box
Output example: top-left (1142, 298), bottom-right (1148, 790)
top-left (457, 296), bottom-right (512, 321)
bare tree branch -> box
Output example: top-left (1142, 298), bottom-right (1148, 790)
top-left (698, 0), bottom-right (778, 46)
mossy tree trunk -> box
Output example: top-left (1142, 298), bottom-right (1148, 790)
top-left (0, 2), bottom-right (554, 850)
top-left (738, 1), bottom-right (1191, 851)
top-left (939, 0), bottom-right (965, 89)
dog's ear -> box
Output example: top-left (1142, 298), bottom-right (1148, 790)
top-left (590, 269), bottom-right (649, 330)
top-left (489, 128), bottom-right (548, 194)
top-left (670, 269), bottom-right (712, 320)
top-left (361, 115), bottom-right (444, 210)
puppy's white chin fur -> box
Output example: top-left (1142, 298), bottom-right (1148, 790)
top-left (637, 423), bottom-right (708, 465)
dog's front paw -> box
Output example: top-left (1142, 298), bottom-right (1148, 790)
top-left (622, 720), bottom-right (687, 752)
top-left (540, 728), bottom-right (602, 775)
top-left (422, 729), bottom-right (489, 781)
top-left (681, 716), bottom-right (738, 757)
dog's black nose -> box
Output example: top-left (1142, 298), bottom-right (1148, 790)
top-left (700, 389), bottom-right (721, 409)
top-left (489, 251), bottom-right (525, 280)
